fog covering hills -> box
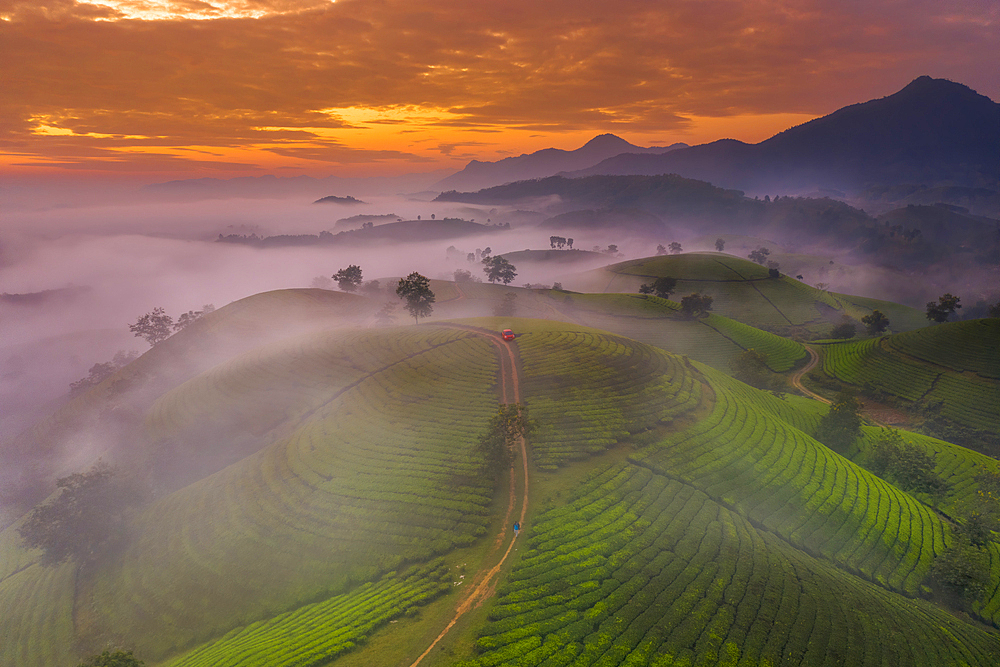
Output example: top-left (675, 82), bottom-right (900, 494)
top-left (2, 74), bottom-right (999, 666)
top-left (568, 77), bottom-right (1000, 201)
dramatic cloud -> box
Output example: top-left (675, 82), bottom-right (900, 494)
top-left (1, 0), bottom-right (997, 177)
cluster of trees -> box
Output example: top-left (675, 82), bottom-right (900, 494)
top-left (654, 242), bottom-right (683, 256)
top-left (867, 428), bottom-right (948, 496)
top-left (69, 350), bottom-right (139, 394)
top-left (477, 404), bottom-right (532, 481)
top-left (926, 293), bottom-right (962, 322)
top-left (129, 304), bottom-right (215, 347)
top-left (929, 467), bottom-right (999, 604)
top-left (17, 463), bottom-right (145, 567)
top-left (548, 236), bottom-right (575, 249)
top-left (77, 649), bottom-right (145, 667)
top-left (830, 310), bottom-right (891, 339)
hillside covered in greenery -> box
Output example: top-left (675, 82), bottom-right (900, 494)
top-left (2, 281), bottom-right (998, 667)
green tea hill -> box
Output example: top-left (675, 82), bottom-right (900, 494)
top-left (2, 304), bottom-right (998, 667)
top-left (560, 253), bottom-right (927, 336)
top-left (819, 319), bottom-right (1000, 433)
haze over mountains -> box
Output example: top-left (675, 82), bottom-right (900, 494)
top-left (434, 134), bottom-right (687, 193)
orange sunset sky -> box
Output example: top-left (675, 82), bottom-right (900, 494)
top-left (1, 0), bottom-right (997, 182)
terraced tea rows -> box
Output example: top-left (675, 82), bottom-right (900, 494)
top-left (638, 370), bottom-right (950, 596)
top-left (69, 326), bottom-right (501, 661)
top-left (0, 563), bottom-right (75, 667)
top-left (886, 319), bottom-right (1000, 378)
top-left (514, 326), bottom-right (703, 469)
top-left (463, 463), bottom-right (1000, 666)
top-left (167, 561), bottom-right (452, 667)
top-left (821, 329), bottom-right (1000, 431)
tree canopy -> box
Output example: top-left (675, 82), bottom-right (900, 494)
top-left (333, 264), bottom-right (364, 292)
top-left (396, 272), bottom-right (435, 323)
top-left (477, 404), bottom-right (532, 481)
top-left (18, 463), bottom-right (145, 566)
top-left (679, 292), bottom-right (713, 318)
top-left (78, 649), bottom-right (145, 667)
top-left (862, 309), bottom-right (890, 335)
top-left (815, 389), bottom-right (863, 452)
top-left (483, 255), bottom-right (517, 285)
top-left (129, 307), bottom-right (173, 346)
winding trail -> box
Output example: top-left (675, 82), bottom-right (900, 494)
top-left (790, 344), bottom-right (901, 427)
top-left (790, 345), bottom-right (829, 404)
top-left (408, 327), bottom-right (529, 667)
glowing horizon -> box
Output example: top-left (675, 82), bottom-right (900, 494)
top-left (1, 0), bottom-right (996, 181)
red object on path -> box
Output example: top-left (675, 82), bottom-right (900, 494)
top-left (502, 329), bottom-right (515, 341)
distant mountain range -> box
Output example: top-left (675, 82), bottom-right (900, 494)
top-left (567, 77), bottom-right (999, 195)
top-left (434, 134), bottom-right (687, 192)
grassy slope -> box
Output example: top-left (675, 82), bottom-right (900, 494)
top-left (4, 297), bottom-right (998, 667)
top-left (820, 319), bottom-right (1000, 431)
top-left (561, 252), bottom-right (926, 335)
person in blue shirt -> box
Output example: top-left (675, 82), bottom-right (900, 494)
top-left (513, 521), bottom-right (520, 537)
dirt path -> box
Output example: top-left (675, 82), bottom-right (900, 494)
top-left (408, 328), bottom-right (529, 667)
top-left (790, 344), bottom-right (905, 427)
top-left (790, 345), bottom-right (829, 404)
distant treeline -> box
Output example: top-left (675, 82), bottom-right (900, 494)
top-left (217, 218), bottom-right (509, 247)
top-left (437, 174), bottom-right (1000, 268)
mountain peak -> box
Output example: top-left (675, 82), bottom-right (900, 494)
top-left (581, 133), bottom-right (630, 150)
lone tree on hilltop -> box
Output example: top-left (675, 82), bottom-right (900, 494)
top-left (483, 255), bottom-right (517, 285)
top-left (680, 293), bottom-right (713, 318)
top-left (862, 309), bottom-right (890, 336)
top-left (333, 264), bottom-right (363, 292)
top-left (715, 238), bottom-right (725, 252)
top-left (18, 463), bottom-right (145, 567)
top-left (396, 272), bottom-right (435, 323)
top-left (129, 307), bottom-right (173, 347)
top-left (669, 241), bottom-right (682, 254)
top-left (656, 244), bottom-right (667, 256)
top-left (477, 404), bottom-right (532, 481)
top-left (926, 293), bottom-right (962, 323)
top-left (78, 649), bottom-right (145, 667)
top-left (748, 247), bottom-right (770, 264)
top-left (815, 389), bottom-right (863, 452)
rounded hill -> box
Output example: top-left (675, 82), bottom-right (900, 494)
top-left (563, 252), bottom-right (926, 335)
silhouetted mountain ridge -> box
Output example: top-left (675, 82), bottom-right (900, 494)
top-left (435, 133), bottom-right (687, 192)
top-left (571, 77), bottom-right (999, 194)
